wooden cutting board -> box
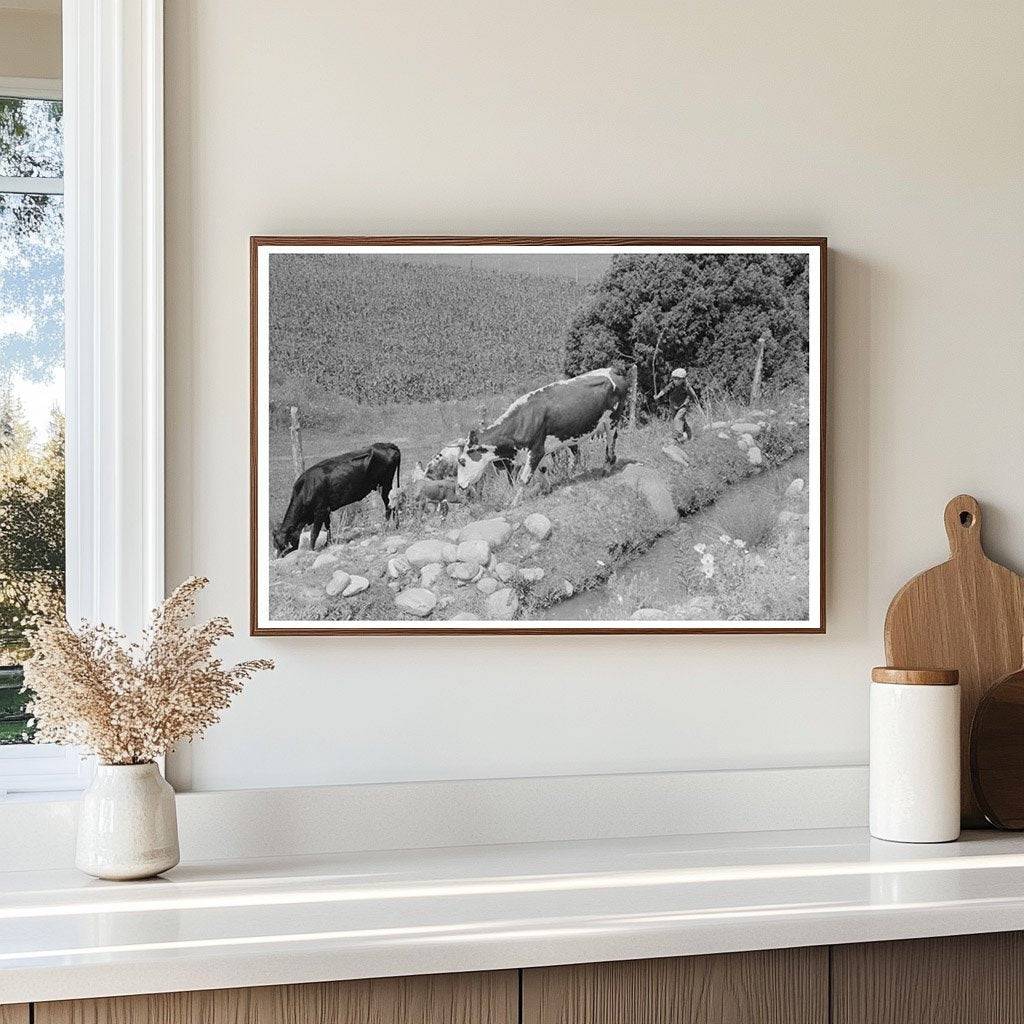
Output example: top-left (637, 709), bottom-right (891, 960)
top-left (884, 494), bottom-right (1024, 826)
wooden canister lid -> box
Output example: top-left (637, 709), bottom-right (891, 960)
top-left (871, 667), bottom-right (960, 686)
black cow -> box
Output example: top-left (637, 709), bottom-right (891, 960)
top-left (273, 442), bottom-right (401, 555)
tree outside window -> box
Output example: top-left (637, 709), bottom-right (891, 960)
top-left (0, 94), bottom-right (65, 744)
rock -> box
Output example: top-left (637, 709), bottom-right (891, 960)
top-left (446, 529), bottom-right (461, 542)
top-left (632, 608), bottom-right (666, 620)
top-left (563, 580), bottom-right (574, 597)
top-left (520, 567), bottom-right (545, 583)
top-left (523, 513), bottom-right (552, 540)
top-left (325, 570), bottom-right (351, 597)
top-left (405, 539), bottom-right (448, 567)
top-left (383, 536), bottom-right (408, 553)
top-left (298, 530), bottom-right (312, 550)
top-left (712, 420), bottom-right (729, 429)
top-left (785, 478), bottom-right (805, 497)
top-left (312, 549), bottom-right (339, 570)
top-left (495, 562), bottom-right (517, 583)
top-left (717, 431), bottom-right (729, 440)
top-left (342, 575), bottom-right (369, 597)
top-left (395, 588), bottom-right (437, 617)
top-left (359, 538), bottom-right (371, 547)
top-left (662, 444), bottom-right (690, 466)
top-left (388, 580), bottom-right (402, 592)
top-left (448, 561), bottom-right (483, 582)
top-left (459, 517), bottom-right (513, 548)
top-left (279, 550), bottom-right (300, 565)
top-left (739, 433), bottom-right (755, 448)
top-left (615, 463), bottom-right (678, 529)
top-left (441, 543), bottom-right (460, 562)
top-left (437, 596), bottom-right (455, 609)
top-left (487, 554), bottom-right (499, 571)
top-left (450, 611), bottom-right (480, 621)
top-left (747, 445), bottom-right (764, 466)
top-left (527, 541), bottom-right (541, 555)
top-left (477, 576), bottom-right (501, 595)
top-left (456, 538), bottom-right (491, 565)
top-left (731, 421), bottom-right (762, 434)
top-left (778, 509), bottom-right (800, 525)
top-left (419, 562), bottom-right (444, 588)
top-left (485, 588), bottom-right (519, 620)
top-left (387, 555), bottom-right (410, 579)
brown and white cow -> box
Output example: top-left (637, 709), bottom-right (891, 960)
top-left (455, 368), bottom-right (627, 490)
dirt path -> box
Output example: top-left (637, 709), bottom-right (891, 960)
top-left (537, 452), bottom-right (809, 621)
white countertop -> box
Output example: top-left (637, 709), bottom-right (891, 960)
top-left (4, 827), bottom-right (1024, 1004)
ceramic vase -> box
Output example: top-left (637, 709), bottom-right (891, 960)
top-left (76, 762), bottom-right (180, 880)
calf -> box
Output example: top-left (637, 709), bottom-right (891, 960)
top-left (273, 442), bottom-right (401, 555)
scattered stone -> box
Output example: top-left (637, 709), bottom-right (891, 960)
top-left (446, 529), bottom-right (461, 542)
top-left (495, 562), bottom-right (517, 583)
top-left (487, 554), bottom-right (499, 571)
top-left (731, 421), bottom-right (762, 434)
top-left (441, 543), bottom-right (460, 562)
top-left (437, 596), bottom-right (454, 610)
top-left (615, 463), bottom-right (678, 529)
top-left (747, 446), bottom-right (764, 466)
top-left (448, 561), bottom-right (483, 582)
top-left (739, 432), bottom-right (755, 448)
top-left (717, 431), bottom-right (729, 440)
top-left (527, 541), bottom-right (542, 555)
top-left (359, 538), bottom-right (371, 547)
top-left (342, 575), bottom-right (369, 597)
top-left (523, 513), bottom-right (552, 540)
top-left (662, 444), bottom-right (690, 466)
top-left (456, 538), bottom-right (491, 565)
top-left (477, 576), bottom-right (501, 595)
top-left (405, 539), bottom-right (448, 567)
top-left (785, 478), bottom-right (805, 497)
top-left (312, 549), bottom-right (339, 570)
top-left (747, 410), bottom-right (767, 417)
top-left (563, 580), bottom-right (574, 597)
top-left (485, 588), bottom-right (520, 620)
top-left (388, 581), bottom-right (402, 593)
top-left (712, 420), bottom-right (729, 429)
top-left (459, 517), bottom-right (513, 548)
top-left (632, 608), bottom-right (666, 620)
top-left (395, 588), bottom-right (437, 617)
top-left (383, 536), bottom-right (408, 553)
top-left (450, 611), bottom-right (480, 621)
top-left (520, 567), bottom-right (545, 583)
top-left (387, 555), bottom-right (411, 579)
top-left (420, 562), bottom-right (444, 588)
top-left (325, 570), bottom-right (351, 597)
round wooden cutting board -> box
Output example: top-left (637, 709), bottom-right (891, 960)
top-left (884, 494), bottom-right (1024, 826)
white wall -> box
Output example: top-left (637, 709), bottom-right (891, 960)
top-left (164, 0), bottom-right (1024, 792)
top-left (0, 4), bottom-right (61, 80)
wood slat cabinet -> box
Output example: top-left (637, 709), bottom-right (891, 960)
top-left (522, 947), bottom-right (828, 1024)
top-left (34, 971), bottom-right (517, 1024)
top-left (17, 932), bottom-right (1024, 1024)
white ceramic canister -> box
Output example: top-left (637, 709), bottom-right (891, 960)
top-left (76, 762), bottom-right (180, 880)
top-left (870, 667), bottom-right (961, 843)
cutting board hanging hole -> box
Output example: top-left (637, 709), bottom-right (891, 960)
top-left (944, 494), bottom-right (983, 557)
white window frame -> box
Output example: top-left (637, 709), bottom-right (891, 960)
top-left (0, 0), bottom-right (164, 799)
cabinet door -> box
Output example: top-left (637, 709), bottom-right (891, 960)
top-left (523, 948), bottom-right (828, 1024)
top-left (0, 1006), bottom-right (29, 1024)
top-left (832, 932), bottom-right (1024, 1024)
top-left (35, 970), bottom-right (517, 1024)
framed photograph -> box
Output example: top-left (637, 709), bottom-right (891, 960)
top-left (251, 236), bottom-right (826, 635)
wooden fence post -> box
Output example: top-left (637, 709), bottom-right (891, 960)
top-left (750, 334), bottom-right (766, 404)
top-left (289, 405), bottom-right (305, 481)
top-left (627, 364), bottom-right (639, 431)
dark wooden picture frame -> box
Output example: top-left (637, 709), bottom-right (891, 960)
top-left (250, 236), bottom-right (827, 636)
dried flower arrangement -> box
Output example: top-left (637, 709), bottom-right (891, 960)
top-left (23, 576), bottom-right (273, 765)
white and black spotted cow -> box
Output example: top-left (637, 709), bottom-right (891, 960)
top-left (455, 368), bottom-right (628, 490)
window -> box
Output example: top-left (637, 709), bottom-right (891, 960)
top-left (0, 80), bottom-right (83, 796)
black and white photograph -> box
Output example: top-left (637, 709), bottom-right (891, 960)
top-left (251, 239), bottom-right (824, 634)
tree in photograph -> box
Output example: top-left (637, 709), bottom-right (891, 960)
top-left (564, 253), bottom-right (809, 411)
